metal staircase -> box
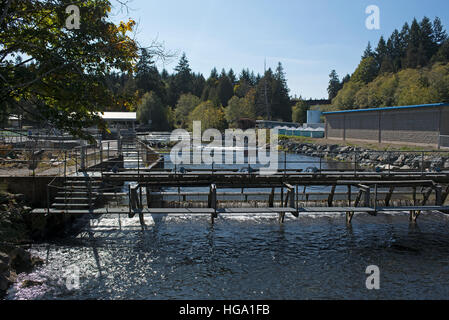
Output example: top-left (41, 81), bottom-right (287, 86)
top-left (51, 177), bottom-right (101, 212)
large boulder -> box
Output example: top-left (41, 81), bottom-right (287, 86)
top-left (9, 248), bottom-right (33, 274)
top-left (0, 252), bottom-right (10, 274)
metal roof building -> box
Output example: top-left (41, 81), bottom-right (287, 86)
top-left (98, 112), bottom-right (137, 131)
top-left (323, 103), bottom-right (449, 148)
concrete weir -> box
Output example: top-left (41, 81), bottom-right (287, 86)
top-left (17, 136), bottom-right (449, 226)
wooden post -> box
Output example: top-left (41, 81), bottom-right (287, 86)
top-left (146, 186), bottom-right (151, 208)
top-left (138, 184), bottom-right (145, 227)
top-left (286, 184), bottom-right (298, 218)
top-left (80, 146), bottom-right (86, 171)
top-left (412, 187), bottom-right (417, 206)
top-left (303, 186), bottom-right (307, 205)
top-left (442, 185), bottom-right (449, 204)
top-left (87, 178), bottom-right (93, 212)
top-left (354, 190), bottom-right (363, 207)
top-left (421, 187), bottom-right (433, 205)
top-left (208, 184), bottom-right (217, 224)
top-left (279, 187), bottom-right (288, 223)
top-left (296, 185), bottom-right (299, 214)
top-left (374, 184), bottom-right (378, 212)
top-left (347, 185), bottom-right (352, 206)
top-left (129, 184), bottom-right (139, 218)
top-left (280, 187), bottom-right (284, 207)
top-left (363, 186), bottom-right (371, 207)
top-left (328, 184), bottom-right (336, 207)
top-left (435, 185), bottom-right (443, 206)
top-left (346, 211), bottom-right (354, 224)
top-left (269, 188), bottom-right (275, 207)
top-left (385, 186), bottom-right (394, 206)
top-left (410, 210), bottom-right (421, 223)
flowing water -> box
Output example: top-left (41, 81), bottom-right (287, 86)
top-left (6, 153), bottom-right (449, 300)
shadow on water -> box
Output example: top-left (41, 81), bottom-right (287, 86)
top-left (86, 223), bottom-right (103, 279)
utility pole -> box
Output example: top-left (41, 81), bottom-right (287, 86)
top-left (264, 58), bottom-right (271, 120)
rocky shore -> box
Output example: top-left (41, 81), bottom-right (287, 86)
top-left (0, 192), bottom-right (44, 298)
top-left (279, 139), bottom-right (449, 171)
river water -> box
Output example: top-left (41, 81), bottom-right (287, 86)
top-left (5, 153), bottom-right (449, 300)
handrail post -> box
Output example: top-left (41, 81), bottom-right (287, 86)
top-left (421, 151), bottom-right (425, 176)
top-left (319, 151), bottom-right (322, 175)
top-left (374, 184), bottom-right (378, 211)
top-left (388, 151), bottom-right (391, 176)
top-left (63, 150), bottom-right (66, 179)
top-left (128, 184), bottom-right (131, 216)
top-left (353, 151), bottom-right (357, 177)
top-left (284, 151), bottom-right (286, 177)
top-left (47, 184), bottom-right (50, 215)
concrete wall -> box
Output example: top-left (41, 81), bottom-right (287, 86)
top-left (0, 176), bottom-right (64, 207)
top-left (441, 108), bottom-right (449, 135)
top-left (325, 106), bottom-right (447, 147)
top-left (325, 114), bottom-right (345, 140)
top-left (380, 108), bottom-right (439, 146)
top-left (345, 111), bottom-right (380, 142)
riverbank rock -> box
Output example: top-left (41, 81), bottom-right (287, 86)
top-left (10, 248), bottom-right (35, 274)
top-left (280, 138), bottom-right (445, 171)
top-left (0, 191), bottom-right (46, 297)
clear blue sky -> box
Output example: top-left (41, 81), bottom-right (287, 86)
top-left (112, 0), bottom-right (449, 99)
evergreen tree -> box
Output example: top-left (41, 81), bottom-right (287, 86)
top-left (352, 57), bottom-right (378, 83)
top-left (433, 17), bottom-right (448, 45)
top-left (228, 69), bottom-right (237, 85)
top-left (169, 52), bottom-right (194, 106)
top-left (272, 62), bottom-right (291, 121)
top-left (420, 17), bottom-right (437, 64)
top-left (362, 42), bottom-right (375, 59)
top-left (217, 71), bottom-right (234, 107)
top-left (174, 52), bottom-right (192, 74)
top-left (375, 36), bottom-right (388, 71)
top-left (161, 69), bottom-right (169, 81)
top-left (380, 38), bottom-right (395, 73)
top-left (210, 68), bottom-right (219, 80)
top-left (192, 73), bottom-right (206, 98)
top-left (389, 29), bottom-right (403, 70)
top-left (201, 68), bottom-right (220, 103)
top-left (135, 48), bottom-right (166, 104)
top-left (255, 69), bottom-right (274, 119)
top-left (399, 22), bottom-right (411, 59)
top-left (404, 18), bottom-right (421, 68)
top-left (341, 74), bottom-right (351, 85)
top-left (327, 70), bottom-right (341, 100)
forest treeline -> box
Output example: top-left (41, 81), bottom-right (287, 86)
top-left (328, 16), bottom-right (449, 110)
top-left (106, 51), bottom-right (292, 131)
